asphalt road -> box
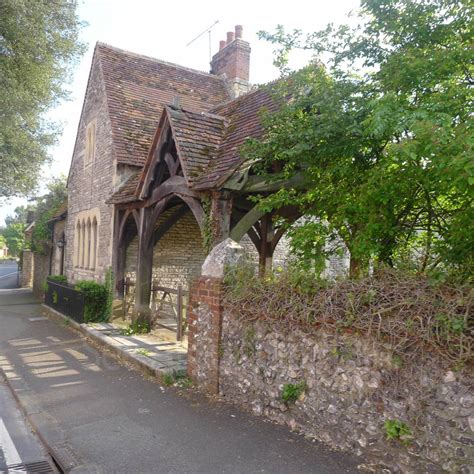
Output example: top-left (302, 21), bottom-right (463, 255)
top-left (0, 262), bottom-right (19, 290)
top-left (0, 290), bottom-right (361, 473)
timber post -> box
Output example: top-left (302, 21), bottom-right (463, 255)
top-left (133, 207), bottom-right (153, 325)
top-left (258, 213), bottom-right (274, 276)
top-left (210, 191), bottom-right (233, 246)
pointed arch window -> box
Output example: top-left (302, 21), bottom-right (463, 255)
top-left (91, 217), bottom-right (98, 270)
top-left (86, 219), bottom-right (92, 269)
top-left (84, 120), bottom-right (96, 167)
top-left (81, 219), bottom-right (86, 267)
top-left (75, 212), bottom-right (100, 270)
top-left (76, 221), bottom-right (81, 266)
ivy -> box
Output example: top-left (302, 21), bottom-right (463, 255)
top-left (200, 195), bottom-right (213, 254)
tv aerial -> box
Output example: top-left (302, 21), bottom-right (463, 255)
top-left (186, 20), bottom-right (219, 61)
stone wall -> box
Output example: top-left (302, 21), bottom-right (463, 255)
top-left (65, 55), bottom-right (117, 284)
top-left (125, 210), bottom-right (206, 290)
top-left (186, 254), bottom-right (473, 473)
top-left (216, 315), bottom-right (473, 472)
top-left (32, 252), bottom-right (50, 299)
top-left (21, 250), bottom-right (34, 288)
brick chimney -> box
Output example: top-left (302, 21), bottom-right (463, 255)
top-left (210, 25), bottom-right (251, 98)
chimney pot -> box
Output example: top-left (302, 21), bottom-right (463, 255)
top-left (235, 25), bottom-right (243, 39)
top-left (226, 31), bottom-right (234, 43)
top-left (219, 40), bottom-right (226, 50)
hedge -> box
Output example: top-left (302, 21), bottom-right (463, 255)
top-left (75, 280), bottom-right (109, 323)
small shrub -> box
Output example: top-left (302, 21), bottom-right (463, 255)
top-left (384, 419), bottom-right (412, 444)
top-left (47, 275), bottom-right (68, 284)
top-left (121, 320), bottom-right (150, 335)
top-left (75, 280), bottom-right (109, 323)
top-left (161, 370), bottom-right (192, 388)
top-left (137, 348), bottom-right (151, 357)
top-left (281, 381), bottom-right (306, 404)
top-left (161, 372), bottom-right (174, 386)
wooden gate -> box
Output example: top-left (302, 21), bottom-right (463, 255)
top-left (123, 278), bottom-right (188, 341)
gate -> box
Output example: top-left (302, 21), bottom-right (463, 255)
top-left (123, 278), bottom-right (188, 341)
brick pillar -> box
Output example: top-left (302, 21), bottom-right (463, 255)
top-left (187, 276), bottom-right (225, 394)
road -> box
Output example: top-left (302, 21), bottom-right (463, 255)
top-left (0, 290), bottom-right (361, 473)
top-left (0, 262), bottom-right (19, 290)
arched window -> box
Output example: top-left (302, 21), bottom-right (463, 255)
top-left (86, 218), bottom-right (92, 269)
top-left (84, 121), bottom-right (96, 166)
top-left (74, 211), bottom-right (99, 271)
top-left (75, 221), bottom-right (81, 267)
top-left (81, 219), bottom-right (86, 267)
top-left (91, 217), bottom-right (98, 270)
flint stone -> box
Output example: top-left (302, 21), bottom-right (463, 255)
top-left (201, 238), bottom-right (245, 278)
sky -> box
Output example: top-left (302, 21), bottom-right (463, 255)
top-left (0, 0), bottom-right (360, 226)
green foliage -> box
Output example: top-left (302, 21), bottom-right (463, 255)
top-left (161, 370), bottom-right (192, 388)
top-left (161, 372), bottom-right (174, 386)
top-left (47, 275), bottom-right (67, 284)
top-left (0, 0), bottom-right (85, 197)
top-left (75, 280), bottom-right (109, 323)
top-left (384, 419), bottom-right (412, 444)
top-left (281, 381), bottom-right (306, 404)
top-left (30, 177), bottom-right (67, 253)
top-left (104, 267), bottom-right (114, 323)
top-left (249, 0), bottom-right (473, 278)
top-left (136, 348), bottom-right (151, 357)
top-left (120, 320), bottom-right (150, 336)
top-left (200, 195), bottom-right (213, 254)
top-left (1, 222), bottom-right (26, 257)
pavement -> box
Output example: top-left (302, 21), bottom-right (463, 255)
top-left (0, 289), bottom-right (361, 473)
top-left (0, 261), bottom-right (19, 290)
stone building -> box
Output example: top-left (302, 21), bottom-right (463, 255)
top-left (64, 25), bottom-right (346, 320)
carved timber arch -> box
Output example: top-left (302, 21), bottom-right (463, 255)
top-left (230, 204), bottom-right (303, 275)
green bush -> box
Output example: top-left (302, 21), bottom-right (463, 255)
top-left (75, 280), bottom-right (109, 323)
top-left (47, 275), bottom-right (68, 284)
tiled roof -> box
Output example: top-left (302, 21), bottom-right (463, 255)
top-left (96, 43), bottom-right (231, 167)
top-left (167, 106), bottom-right (227, 188)
top-left (193, 87), bottom-right (279, 190)
top-left (108, 172), bottom-right (140, 204)
top-left (105, 77), bottom-right (281, 203)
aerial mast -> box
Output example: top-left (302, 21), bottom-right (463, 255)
top-left (186, 20), bottom-right (219, 62)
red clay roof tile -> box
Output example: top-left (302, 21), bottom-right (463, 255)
top-left (96, 43), bottom-right (230, 167)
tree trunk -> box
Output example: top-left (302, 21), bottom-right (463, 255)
top-left (349, 255), bottom-right (363, 279)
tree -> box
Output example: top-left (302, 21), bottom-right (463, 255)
top-left (1, 222), bottom-right (26, 257)
top-left (30, 177), bottom-right (67, 253)
top-left (1, 176), bottom-right (67, 256)
top-left (0, 0), bottom-right (84, 197)
top-left (249, 0), bottom-right (473, 277)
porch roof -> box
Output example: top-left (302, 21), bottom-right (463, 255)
top-left (108, 172), bottom-right (141, 204)
top-left (107, 85), bottom-right (280, 204)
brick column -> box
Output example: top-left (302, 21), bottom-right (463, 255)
top-left (187, 276), bottom-right (224, 394)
